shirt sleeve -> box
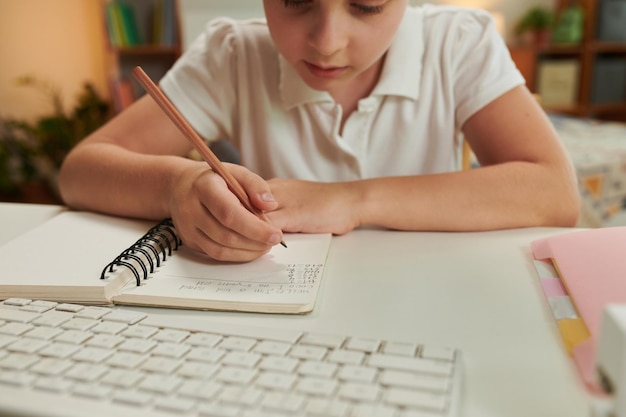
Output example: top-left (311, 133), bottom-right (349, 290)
top-left (444, 9), bottom-right (525, 127)
top-left (159, 18), bottom-right (239, 142)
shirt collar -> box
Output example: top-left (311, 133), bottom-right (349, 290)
top-left (371, 7), bottom-right (422, 100)
top-left (278, 6), bottom-right (423, 109)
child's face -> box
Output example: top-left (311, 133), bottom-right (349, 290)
top-left (263, 0), bottom-right (407, 97)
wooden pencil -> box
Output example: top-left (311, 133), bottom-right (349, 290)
top-left (132, 66), bottom-right (286, 248)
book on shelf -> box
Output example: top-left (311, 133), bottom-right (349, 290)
top-left (537, 59), bottom-right (580, 107)
top-left (0, 211), bottom-right (332, 314)
top-left (153, 0), bottom-right (178, 46)
top-left (104, 1), bottom-right (141, 47)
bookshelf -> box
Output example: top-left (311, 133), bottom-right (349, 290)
top-left (101, 0), bottom-right (182, 113)
top-left (509, 0), bottom-right (626, 122)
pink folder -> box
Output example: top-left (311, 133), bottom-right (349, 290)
top-left (531, 227), bottom-right (626, 393)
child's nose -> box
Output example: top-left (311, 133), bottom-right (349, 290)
top-left (307, 13), bottom-right (349, 57)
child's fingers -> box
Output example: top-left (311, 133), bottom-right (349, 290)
top-left (228, 164), bottom-right (279, 212)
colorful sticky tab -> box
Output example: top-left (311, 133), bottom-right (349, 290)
top-left (557, 318), bottom-right (591, 354)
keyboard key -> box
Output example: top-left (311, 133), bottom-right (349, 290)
top-left (0, 322), bottom-right (34, 336)
top-left (368, 353), bottom-right (453, 376)
top-left (420, 345), bottom-right (457, 362)
top-left (218, 336), bottom-right (256, 352)
top-left (64, 363), bottom-right (109, 382)
top-left (300, 333), bottom-right (345, 349)
top-left (4, 298), bottom-right (32, 307)
top-left (339, 382), bottom-right (381, 402)
top-left (101, 368), bottom-right (145, 388)
top-left (23, 326), bottom-right (62, 341)
top-left (255, 371), bottom-right (297, 390)
top-left (29, 300), bottom-right (58, 310)
top-left (37, 342), bottom-right (80, 359)
top-left (296, 376), bottom-right (338, 396)
top-left (380, 369), bottom-right (450, 393)
top-left (30, 357), bottom-right (73, 376)
top-left (155, 396), bottom-right (197, 413)
top-left (121, 324), bottom-right (159, 339)
top-left (338, 365), bottom-right (378, 383)
top-left (186, 332), bottom-right (222, 347)
top-left (289, 344), bottom-right (327, 361)
top-left (178, 380), bottom-right (222, 400)
top-left (54, 330), bottom-right (93, 345)
top-left (32, 311), bottom-right (72, 327)
top-left (261, 391), bottom-right (306, 413)
top-left (216, 366), bottom-right (257, 385)
top-left (0, 352), bottom-right (40, 371)
top-left (61, 318), bottom-right (98, 332)
top-left (298, 360), bottom-right (338, 377)
top-left (197, 402), bottom-right (241, 417)
top-left (220, 386), bottom-right (263, 406)
top-left (103, 310), bottom-right (147, 325)
top-left (138, 373), bottom-right (183, 394)
top-left (72, 383), bottom-right (113, 400)
top-left (33, 376), bottom-right (73, 393)
top-left (0, 370), bottom-right (36, 386)
top-left (259, 355), bottom-right (299, 373)
top-left (55, 303), bottom-right (85, 313)
top-left (74, 306), bottom-right (111, 320)
top-left (382, 341), bottom-right (418, 356)
top-left (113, 389), bottom-right (153, 406)
top-left (0, 309), bottom-right (39, 323)
top-left (5, 337), bottom-right (48, 354)
top-left (72, 346), bottom-right (113, 363)
top-left (327, 349), bottom-right (365, 365)
top-left (90, 321), bottom-right (128, 335)
top-left (305, 398), bottom-right (350, 417)
top-left (385, 387), bottom-right (447, 411)
top-left (346, 337), bottom-right (381, 353)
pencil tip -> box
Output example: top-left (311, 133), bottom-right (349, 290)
top-left (280, 241), bottom-right (287, 248)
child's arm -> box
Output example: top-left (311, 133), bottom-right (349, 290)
top-left (58, 95), bottom-right (283, 262)
top-left (266, 85), bottom-right (580, 233)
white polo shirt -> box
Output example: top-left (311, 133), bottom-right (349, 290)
top-left (160, 4), bottom-right (524, 181)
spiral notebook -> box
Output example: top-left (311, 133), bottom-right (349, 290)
top-left (0, 211), bottom-right (332, 314)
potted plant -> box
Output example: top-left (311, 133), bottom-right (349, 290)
top-left (515, 7), bottom-right (555, 48)
top-left (0, 76), bottom-right (110, 203)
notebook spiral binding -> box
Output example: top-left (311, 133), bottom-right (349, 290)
top-left (100, 219), bottom-right (182, 286)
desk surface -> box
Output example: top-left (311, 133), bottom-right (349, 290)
top-left (0, 202), bottom-right (599, 417)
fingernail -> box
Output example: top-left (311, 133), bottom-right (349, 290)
top-left (269, 233), bottom-right (281, 244)
top-left (260, 192), bottom-right (276, 202)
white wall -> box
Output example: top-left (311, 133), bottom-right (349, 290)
top-left (179, 0), bottom-right (556, 49)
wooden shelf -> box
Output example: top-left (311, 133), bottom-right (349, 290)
top-left (115, 46), bottom-right (181, 55)
top-left (590, 41), bottom-right (626, 53)
top-left (510, 0), bottom-right (626, 122)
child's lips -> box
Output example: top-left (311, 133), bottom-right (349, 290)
top-left (305, 61), bottom-right (348, 79)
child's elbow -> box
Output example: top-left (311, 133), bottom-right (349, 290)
top-left (546, 188), bottom-right (581, 227)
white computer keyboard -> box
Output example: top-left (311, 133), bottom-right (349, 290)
top-left (0, 298), bottom-right (463, 417)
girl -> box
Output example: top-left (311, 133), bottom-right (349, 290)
top-left (59, 0), bottom-right (579, 262)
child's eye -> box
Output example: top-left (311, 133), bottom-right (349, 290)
top-left (351, 3), bottom-right (385, 15)
top-left (281, 0), bottom-right (310, 9)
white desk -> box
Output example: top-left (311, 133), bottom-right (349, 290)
top-left (0, 202), bottom-right (599, 417)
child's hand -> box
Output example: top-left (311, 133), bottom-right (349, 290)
top-left (265, 179), bottom-right (361, 235)
top-left (168, 162), bottom-right (283, 262)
